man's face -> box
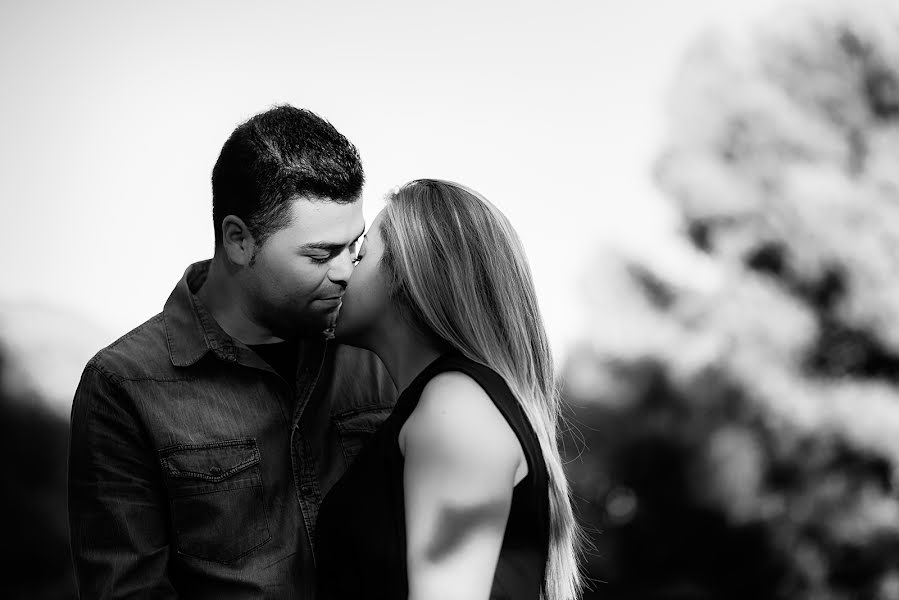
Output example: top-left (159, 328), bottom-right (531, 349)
top-left (242, 196), bottom-right (365, 338)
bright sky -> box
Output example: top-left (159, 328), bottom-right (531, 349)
top-left (1, 0), bottom-right (788, 363)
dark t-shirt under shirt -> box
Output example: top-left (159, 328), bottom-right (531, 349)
top-left (248, 340), bottom-right (300, 388)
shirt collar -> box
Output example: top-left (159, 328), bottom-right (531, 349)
top-left (162, 260), bottom-right (329, 375)
top-left (163, 260), bottom-right (239, 367)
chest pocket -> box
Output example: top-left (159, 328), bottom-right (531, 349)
top-left (333, 407), bottom-right (392, 467)
top-left (159, 439), bottom-right (271, 564)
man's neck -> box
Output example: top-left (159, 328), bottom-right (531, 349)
top-left (195, 255), bottom-right (283, 345)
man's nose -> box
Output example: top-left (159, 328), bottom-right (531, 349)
top-left (327, 248), bottom-right (355, 285)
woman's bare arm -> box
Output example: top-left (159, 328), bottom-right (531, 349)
top-left (400, 372), bottom-right (528, 600)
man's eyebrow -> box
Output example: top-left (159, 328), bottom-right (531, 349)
top-left (298, 226), bottom-right (366, 252)
top-left (299, 242), bottom-right (344, 252)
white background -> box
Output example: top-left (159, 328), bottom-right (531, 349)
top-left (1, 0), bottom-right (787, 369)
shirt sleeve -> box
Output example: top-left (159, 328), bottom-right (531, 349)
top-left (68, 364), bottom-right (177, 599)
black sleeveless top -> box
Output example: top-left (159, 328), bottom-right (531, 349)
top-left (315, 353), bottom-right (550, 599)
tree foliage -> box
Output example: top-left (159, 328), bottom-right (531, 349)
top-left (564, 2), bottom-right (899, 598)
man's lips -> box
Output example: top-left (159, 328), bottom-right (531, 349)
top-left (317, 296), bottom-right (344, 306)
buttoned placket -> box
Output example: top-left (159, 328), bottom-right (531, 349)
top-left (290, 340), bottom-right (328, 565)
top-left (216, 332), bottom-right (329, 564)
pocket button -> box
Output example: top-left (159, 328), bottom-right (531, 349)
top-left (210, 466), bottom-right (222, 477)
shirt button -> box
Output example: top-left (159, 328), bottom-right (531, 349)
top-left (301, 485), bottom-right (313, 496)
top-left (209, 467), bottom-right (222, 477)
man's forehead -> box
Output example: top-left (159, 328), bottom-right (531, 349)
top-left (285, 196), bottom-right (365, 244)
top-left (288, 196), bottom-right (362, 223)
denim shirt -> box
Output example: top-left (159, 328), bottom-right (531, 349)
top-left (68, 261), bottom-right (397, 599)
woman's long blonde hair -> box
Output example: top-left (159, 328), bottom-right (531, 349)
top-left (380, 179), bottom-right (585, 600)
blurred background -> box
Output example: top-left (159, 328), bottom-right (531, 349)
top-left (4, 0), bottom-right (899, 598)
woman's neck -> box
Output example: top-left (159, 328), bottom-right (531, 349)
top-left (365, 319), bottom-right (446, 394)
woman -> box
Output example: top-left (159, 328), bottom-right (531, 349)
top-left (315, 180), bottom-right (584, 600)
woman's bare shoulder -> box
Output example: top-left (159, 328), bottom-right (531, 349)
top-left (401, 371), bottom-right (526, 482)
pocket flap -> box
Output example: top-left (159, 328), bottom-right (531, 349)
top-left (334, 407), bottom-right (392, 433)
top-left (159, 439), bottom-right (260, 483)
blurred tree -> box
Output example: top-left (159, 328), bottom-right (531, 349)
top-left (564, 1), bottom-right (899, 599)
top-left (0, 344), bottom-right (76, 599)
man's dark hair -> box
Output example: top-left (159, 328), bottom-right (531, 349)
top-left (211, 105), bottom-right (364, 248)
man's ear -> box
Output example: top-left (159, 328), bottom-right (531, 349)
top-left (221, 215), bottom-right (256, 266)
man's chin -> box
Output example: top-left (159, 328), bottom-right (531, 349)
top-left (277, 308), bottom-right (340, 339)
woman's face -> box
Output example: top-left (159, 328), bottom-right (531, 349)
top-left (334, 209), bottom-right (392, 344)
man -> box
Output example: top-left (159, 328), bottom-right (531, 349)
top-left (68, 105), bottom-right (396, 598)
